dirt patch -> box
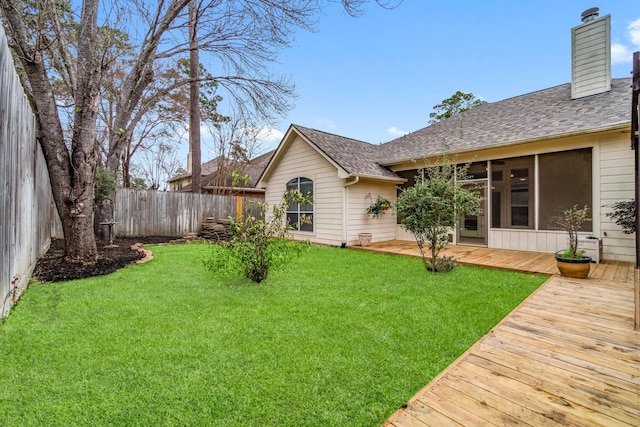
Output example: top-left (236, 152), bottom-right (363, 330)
top-left (33, 236), bottom-right (174, 283)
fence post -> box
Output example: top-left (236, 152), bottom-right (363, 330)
top-left (235, 195), bottom-right (243, 221)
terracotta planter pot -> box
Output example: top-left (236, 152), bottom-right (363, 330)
top-left (358, 233), bottom-right (372, 247)
top-left (555, 253), bottom-right (592, 279)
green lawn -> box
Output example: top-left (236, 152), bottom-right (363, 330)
top-left (0, 243), bottom-right (546, 426)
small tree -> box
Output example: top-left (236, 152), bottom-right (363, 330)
top-left (203, 190), bottom-right (312, 283)
top-left (551, 205), bottom-right (591, 259)
top-left (396, 160), bottom-right (482, 272)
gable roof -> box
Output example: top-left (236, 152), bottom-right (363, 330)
top-left (292, 125), bottom-right (402, 180)
top-left (258, 124), bottom-right (404, 185)
top-left (378, 78), bottom-right (632, 165)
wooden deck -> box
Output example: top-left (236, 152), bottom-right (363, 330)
top-left (359, 240), bottom-right (634, 283)
top-left (357, 242), bottom-right (640, 426)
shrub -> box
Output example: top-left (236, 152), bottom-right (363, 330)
top-left (396, 157), bottom-right (482, 273)
top-left (605, 200), bottom-right (635, 234)
top-left (203, 190), bottom-right (312, 283)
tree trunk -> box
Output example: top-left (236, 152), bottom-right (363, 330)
top-left (66, 0), bottom-right (101, 261)
top-left (0, 0), bottom-right (99, 262)
top-left (189, 0), bottom-right (201, 193)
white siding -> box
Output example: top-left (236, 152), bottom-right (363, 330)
top-left (392, 132), bottom-right (635, 262)
top-left (599, 139), bottom-right (635, 261)
top-left (488, 229), bottom-right (577, 253)
top-left (571, 14), bottom-right (611, 99)
top-left (263, 136), bottom-right (345, 246)
top-left (347, 180), bottom-right (397, 245)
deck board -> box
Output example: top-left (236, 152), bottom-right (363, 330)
top-left (358, 241), bottom-right (634, 282)
top-left (363, 242), bottom-right (640, 426)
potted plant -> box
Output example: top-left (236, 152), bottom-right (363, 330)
top-left (359, 196), bottom-right (393, 246)
top-left (552, 205), bottom-right (592, 278)
top-left (366, 196), bottom-right (392, 219)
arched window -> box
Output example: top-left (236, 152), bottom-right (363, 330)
top-left (286, 177), bottom-right (313, 232)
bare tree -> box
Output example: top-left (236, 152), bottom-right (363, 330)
top-left (202, 114), bottom-right (263, 194)
top-left (133, 142), bottom-right (183, 191)
top-left (98, 63), bottom-right (196, 188)
top-left (0, 0), bottom-right (400, 262)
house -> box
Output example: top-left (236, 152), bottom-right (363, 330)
top-left (168, 156), bottom-right (221, 191)
top-left (257, 10), bottom-right (635, 262)
top-left (169, 150), bottom-right (273, 196)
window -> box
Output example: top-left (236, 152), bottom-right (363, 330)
top-left (286, 177), bottom-right (313, 232)
top-left (538, 148), bottom-right (592, 231)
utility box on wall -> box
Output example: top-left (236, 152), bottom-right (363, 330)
top-left (578, 237), bottom-right (603, 263)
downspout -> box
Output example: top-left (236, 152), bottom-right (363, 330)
top-left (343, 176), bottom-right (360, 246)
top-left (631, 50), bottom-right (639, 330)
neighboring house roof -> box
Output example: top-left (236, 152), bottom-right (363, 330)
top-left (378, 78), bottom-right (632, 165)
top-left (167, 156), bottom-right (223, 183)
top-left (243, 150), bottom-right (275, 187)
top-left (182, 150), bottom-right (274, 192)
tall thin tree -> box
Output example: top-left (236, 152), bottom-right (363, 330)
top-left (189, 0), bottom-right (201, 193)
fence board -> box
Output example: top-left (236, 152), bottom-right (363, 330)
top-left (113, 189), bottom-right (263, 237)
top-left (0, 25), bottom-right (53, 320)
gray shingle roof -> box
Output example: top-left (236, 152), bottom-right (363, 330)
top-left (291, 125), bottom-right (402, 180)
top-left (167, 156), bottom-right (222, 183)
top-left (378, 78), bottom-right (632, 164)
top-left (277, 79), bottom-right (631, 180)
top-left (182, 150), bottom-right (274, 191)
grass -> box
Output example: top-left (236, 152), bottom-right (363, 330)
top-left (0, 243), bottom-right (547, 426)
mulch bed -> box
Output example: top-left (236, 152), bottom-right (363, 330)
top-left (33, 236), bottom-right (174, 283)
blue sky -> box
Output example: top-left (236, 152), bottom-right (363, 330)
top-left (246, 1), bottom-right (639, 151)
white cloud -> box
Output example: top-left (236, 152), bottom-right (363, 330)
top-left (629, 18), bottom-right (640, 47)
top-left (255, 125), bottom-right (284, 147)
top-left (611, 17), bottom-right (640, 64)
top-left (386, 126), bottom-right (408, 137)
top-left (611, 43), bottom-right (632, 64)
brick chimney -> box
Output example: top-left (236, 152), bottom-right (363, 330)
top-left (571, 8), bottom-right (611, 99)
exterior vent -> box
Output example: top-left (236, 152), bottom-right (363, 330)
top-left (581, 7), bottom-right (599, 23)
top-left (571, 12), bottom-right (611, 99)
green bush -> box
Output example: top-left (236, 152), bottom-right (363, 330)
top-left (605, 200), bottom-right (635, 234)
top-left (396, 158), bottom-right (482, 273)
top-left (203, 191), bottom-right (312, 283)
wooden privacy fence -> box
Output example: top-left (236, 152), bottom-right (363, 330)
top-left (113, 188), bottom-right (264, 237)
top-left (0, 25), bottom-right (54, 319)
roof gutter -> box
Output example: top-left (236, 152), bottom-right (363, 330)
top-left (202, 186), bottom-right (265, 193)
top-left (350, 173), bottom-right (407, 183)
top-left (344, 176), bottom-right (359, 187)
